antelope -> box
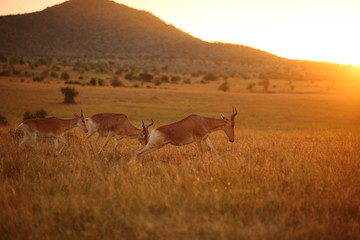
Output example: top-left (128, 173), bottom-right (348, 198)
top-left (133, 107), bottom-right (238, 159)
top-left (17, 110), bottom-right (88, 155)
top-left (85, 113), bottom-right (154, 153)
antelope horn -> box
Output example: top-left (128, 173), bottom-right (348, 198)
top-left (146, 119), bottom-right (154, 128)
top-left (231, 106), bottom-right (238, 119)
top-left (81, 109), bottom-right (84, 117)
top-left (142, 119), bottom-right (154, 130)
top-left (142, 121), bottom-right (145, 129)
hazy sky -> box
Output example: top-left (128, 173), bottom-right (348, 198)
top-left (0, 0), bottom-right (359, 65)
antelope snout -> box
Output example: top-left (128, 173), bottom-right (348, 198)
top-left (229, 139), bottom-right (234, 143)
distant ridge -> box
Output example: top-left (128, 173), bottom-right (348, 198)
top-left (0, 0), bottom-right (281, 64)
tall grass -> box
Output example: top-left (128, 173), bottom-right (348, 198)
top-left (1, 128), bottom-right (359, 239)
top-left (1, 79), bottom-right (359, 239)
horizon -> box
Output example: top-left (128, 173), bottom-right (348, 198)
top-left (0, 0), bottom-right (359, 66)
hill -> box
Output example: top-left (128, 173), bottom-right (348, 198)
top-left (0, 0), bottom-right (280, 64)
top-left (0, 0), bottom-right (359, 81)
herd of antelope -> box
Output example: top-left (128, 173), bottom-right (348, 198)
top-left (17, 107), bottom-right (238, 159)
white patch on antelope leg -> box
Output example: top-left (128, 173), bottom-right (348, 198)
top-left (56, 136), bottom-right (67, 155)
top-left (19, 134), bottom-right (29, 146)
top-left (205, 138), bottom-right (216, 152)
top-left (98, 132), bottom-right (114, 153)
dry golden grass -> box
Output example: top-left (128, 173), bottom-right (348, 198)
top-left (0, 78), bottom-right (360, 239)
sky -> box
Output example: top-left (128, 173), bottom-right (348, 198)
top-left (0, 0), bottom-right (359, 66)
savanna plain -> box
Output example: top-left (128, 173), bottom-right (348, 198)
top-left (1, 74), bottom-right (360, 239)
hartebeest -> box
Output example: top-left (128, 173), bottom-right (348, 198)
top-left (85, 113), bottom-right (154, 153)
top-left (17, 110), bottom-right (88, 155)
top-left (134, 107), bottom-right (238, 159)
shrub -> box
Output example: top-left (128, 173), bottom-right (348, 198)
top-left (65, 80), bottom-right (82, 85)
top-left (90, 78), bottom-right (97, 86)
top-left (0, 114), bottom-right (9, 125)
top-left (124, 73), bottom-right (137, 81)
top-left (161, 75), bottom-right (169, 83)
top-left (111, 77), bottom-right (124, 87)
top-left (154, 78), bottom-right (162, 86)
top-left (50, 71), bottom-right (59, 78)
top-left (139, 73), bottom-right (154, 83)
top-left (60, 87), bottom-right (78, 104)
top-left (0, 70), bottom-right (11, 76)
top-left (98, 79), bottom-right (105, 86)
top-left (23, 109), bottom-right (47, 120)
top-left (171, 76), bottom-right (181, 84)
top-left (218, 81), bottom-right (230, 92)
top-left (203, 73), bottom-right (219, 81)
top-left (32, 76), bottom-right (44, 82)
top-left (61, 71), bottom-right (70, 80)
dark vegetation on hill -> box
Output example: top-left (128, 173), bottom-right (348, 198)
top-left (0, 0), bottom-right (359, 81)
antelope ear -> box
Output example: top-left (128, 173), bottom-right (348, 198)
top-left (73, 113), bottom-right (78, 118)
top-left (221, 114), bottom-right (228, 120)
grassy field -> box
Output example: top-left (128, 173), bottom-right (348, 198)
top-left (0, 78), bottom-right (360, 239)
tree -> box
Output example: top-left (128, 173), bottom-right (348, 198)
top-left (60, 87), bottom-right (78, 104)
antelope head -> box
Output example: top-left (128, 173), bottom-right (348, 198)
top-left (74, 110), bottom-right (88, 133)
top-left (139, 119), bottom-right (154, 145)
top-left (221, 107), bottom-right (238, 143)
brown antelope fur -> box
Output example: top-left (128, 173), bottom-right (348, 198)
top-left (17, 110), bottom-right (88, 155)
top-left (85, 113), bottom-right (154, 153)
top-left (134, 107), bottom-right (238, 159)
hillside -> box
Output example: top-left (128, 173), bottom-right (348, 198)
top-left (1, 0), bottom-right (359, 81)
top-left (0, 0), bottom-right (280, 64)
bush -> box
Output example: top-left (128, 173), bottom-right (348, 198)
top-left (23, 109), bottom-right (47, 120)
top-left (124, 73), bottom-right (137, 81)
top-left (65, 80), bottom-right (82, 85)
top-left (61, 71), bottom-right (70, 80)
top-left (218, 81), bottom-right (230, 92)
top-left (171, 76), bottom-right (181, 84)
top-left (98, 79), bottom-right (105, 86)
top-left (50, 71), bottom-right (59, 78)
top-left (139, 73), bottom-right (154, 83)
top-left (203, 73), bottom-right (219, 81)
top-left (111, 77), bottom-right (124, 87)
top-left (32, 76), bottom-right (44, 82)
top-left (0, 70), bottom-right (11, 76)
top-left (60, 87), bottom-right (78, 104)
top-left (90, 78), bottom-right (97, 86)
top-left (161, 75), bottom-right (169, 83)
top-left (0, 114), bottom-right (9, 125)
top-left (154, 78), bottom-right (162, 86)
